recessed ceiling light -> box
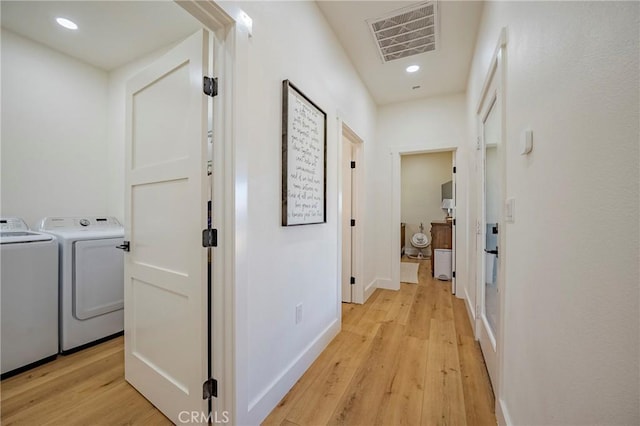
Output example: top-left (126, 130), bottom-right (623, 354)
top-left (406, 65), bottom-right (420, 73)
top-left (56, 17), bottom-right (78, 30)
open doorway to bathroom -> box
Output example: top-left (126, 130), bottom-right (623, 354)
top-left (399, 151), bottom-right (455, 290)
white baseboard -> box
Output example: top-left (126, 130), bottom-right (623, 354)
top-left (497, 398), bottom-right (512, 426)
top-left (463, 286), bottom-right (476, 335)
top-left (375, 277), bottom-right (396, 290)
top-left (249, 318), bottom-right (340, 424)
top-left (364, 279), bottom-right (376, 302)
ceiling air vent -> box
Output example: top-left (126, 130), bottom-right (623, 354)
top-left (366, 1), bottom-right (438, 63)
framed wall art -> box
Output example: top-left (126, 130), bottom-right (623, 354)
top-left (281, 80), bottom-right (327, 226)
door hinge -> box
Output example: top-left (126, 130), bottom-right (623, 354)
top-left (202, 378), bottom-right (218, 399)
top-left (453, 166), bottom-right (456, 173)
top-left (350, 276), bottom-right (355, 285)
top-left (203, 76), bottom-right (218, 97)
top-left (350, 161), bottom-right (356, 169)
top-left (350, 219), bottom-right (355, 227)
top-left (202, 228), bottom-right (218, 247)
top-left (453, 218), bottom-right (456, 226)
top-left (452, 271), bottom-right (456, 278)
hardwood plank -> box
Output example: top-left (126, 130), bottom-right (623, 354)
top-left (327, 321), bottom-right (404, 426)
top-left (283, 323), bottom-right (378, 425)
top-left (377, 335), bottom-right (429, 425)
top-left (366, 289), bottom-right (398, 313)
top-left (2, 349), bottom-right (124, 422)
top-left (453, 298), bottom-right (496, 425)
top-left (0, 337), bottom-right (122, 399)
top-left (405, 282), bottom-right (437, 340)
top-left (263, 330), bottom-right (360, 426)
top-left (42, 381), bottom-right (170, 426)
top-left (421, 318), bottom-right (467, 426)
top-left (0, 336), bottom-right (169, 426)
top-left (433, 280), bottom-right (454, 322)
top-left (385, 282), bottom-right (417, 325)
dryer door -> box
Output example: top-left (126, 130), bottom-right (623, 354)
top-left (73, 238), bottom-right (124, 320)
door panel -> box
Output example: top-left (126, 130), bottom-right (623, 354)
top-left (124, 30), bottom-right (209, 424)
top-left (132, 63), bottom-right (191, 169)
top-left (341, 138), bottom-right (353, 303)
top-left (478, 73), bottom-right (502, 389)
top-left (132, 178), bottom-right (190, 274)
top-left (483, 100), bottom-right (500, 339)
top-left (131, 278), bottom-right (190, 391)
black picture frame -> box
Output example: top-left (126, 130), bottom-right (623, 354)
top-left (281, 80), bottom-right (327, 226)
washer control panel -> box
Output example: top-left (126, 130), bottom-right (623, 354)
top-left (38, 216), bottom-right (122, 231)
top-left (0, 217), bottom-right (29, 232)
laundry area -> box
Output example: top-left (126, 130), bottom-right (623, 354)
top-left (0, 1), bottom-right (201, 379)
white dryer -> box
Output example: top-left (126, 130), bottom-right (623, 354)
top-left (38, 217), bottom-right (124, 353)
top-left (1, 217), bottom-right (58, 377)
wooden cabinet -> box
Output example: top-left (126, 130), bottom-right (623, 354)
top-left (430, 221), bottom-right (452, 276)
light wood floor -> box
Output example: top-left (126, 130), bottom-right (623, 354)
top-left (0, 336), bottom-right (171, 426)
top-left (263, 258), bottom-right (496, 426)
top-left (1, 260), bottom-right (494, 426)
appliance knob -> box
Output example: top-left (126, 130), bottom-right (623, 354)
top-left (79, 219), bottom-right (90, 227)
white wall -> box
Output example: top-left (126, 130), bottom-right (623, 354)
top-left (374, 93), bottom-right (469, 291)
top-left (401, 151), bottom-right (452, 254)
top-left (465, 2), bottom-right (640, 424)
top-left (215, 2), bottom-right (377, 424)
top-left (1, 29), bottom-right (109, 227)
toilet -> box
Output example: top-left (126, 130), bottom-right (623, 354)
top-left (408, 223), bottom-right (430, 259)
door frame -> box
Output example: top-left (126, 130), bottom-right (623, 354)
top-left (337, 119), bottom-right (365, 304)
top-left (390, 146), bottom-right (458, 292)
top-left (174, 1), bottom-right (238, 421)
top-left (474, 26), bottom-right (508, 423)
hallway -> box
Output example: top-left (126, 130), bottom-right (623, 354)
top-left (263, 259), bottom-right (496, 425)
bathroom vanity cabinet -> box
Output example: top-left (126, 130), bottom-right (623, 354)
top-left (430, 221), bottom-right (452, 276)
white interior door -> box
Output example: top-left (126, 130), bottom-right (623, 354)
top-left (477, 64), bottom-right (502, 390)
top-left (341, 138), bottom-right (354, 303)
top-left (451, 152), bottom-right (457, 294)
top-left (124, 30), bottom-right (210, 424)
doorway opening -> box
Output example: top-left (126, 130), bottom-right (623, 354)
top-left (400, 151), bottom-right (455, 285)
top-left (391, 148), bottom-right (458, 294)
top-left (0, 1), bottom-right (234, 424)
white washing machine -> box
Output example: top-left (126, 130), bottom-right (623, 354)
top-left (1, 217), bottom-right (59, 377)
top-left (38, 217), bottom-right (124, 353)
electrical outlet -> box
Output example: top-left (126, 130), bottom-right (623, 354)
top-left (295, 303), bottom-right (303, 324)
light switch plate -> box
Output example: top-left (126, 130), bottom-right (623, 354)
top-left (520, 130), bottom-right (533, 155)
top-left (295, 303), bottom-right (303, 324)
top-left (505, 198), bottom-right (515, 223)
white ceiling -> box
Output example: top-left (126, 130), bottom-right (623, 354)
top-left (1, 1), bottom-right (201, 71)
top-left (317, 1), bottom-right (484, 105)
top-left (1, 1), bottom-right (482, 103)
